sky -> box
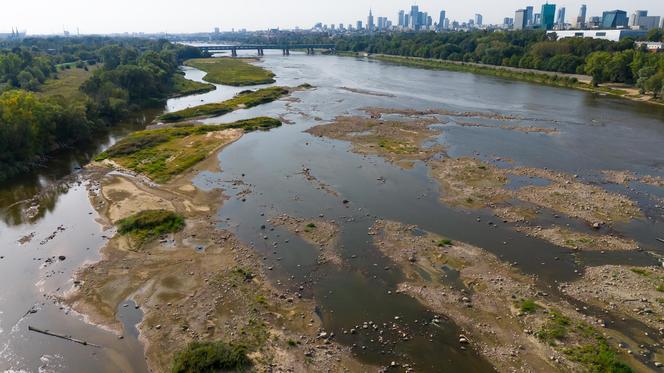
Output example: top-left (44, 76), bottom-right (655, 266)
top-left (2, 0), bottom-right (663, 35)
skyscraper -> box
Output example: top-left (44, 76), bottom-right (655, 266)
top-left (556, 7), bottom-right (566, 28)
top-left (377, 17), bottom-right (386, 31)
top-left (356, 20), bottom-right (363, 30)
top-left (515, 9), bottom-right (528, 30)
top-left (398, 10), bottom-right (405, 27)
top-left (628, 10), bottom-right (647, 27)
top-left (602, 10), bottom-right (628, 29)
top-left (630, 10), bottom-right (661, 30)
top-left (525, 6), bottom-right (534, 26)
top-left (540, 3), bottom-right (556, 30)
top-left (439, 10), bottom-right (446, 30)
top-left (410, 5), bottom-right (420, 30)
top-left (576, 4), bottom-right (587, 29)
top-left (367, 9), bottom-right (374, 32)
top-left (534, 13), bottom-right (542, 25)
top-left (474, 14), bottom-right (483, 27)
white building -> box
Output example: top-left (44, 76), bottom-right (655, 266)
top-left (635, 41), bottom-right (664, 52)
top-left (548, 29), bottom-right (647, 42)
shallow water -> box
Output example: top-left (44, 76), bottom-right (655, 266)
top-left (1, 51), bottom-right (664, 371)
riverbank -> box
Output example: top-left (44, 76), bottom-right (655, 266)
top-left (66, 121), bottom-right (372, 371)
top-left (339, 52), bottom-right (664, 107)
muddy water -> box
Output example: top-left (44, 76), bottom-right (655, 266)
top-left (1, 51), bottom-right (664, 371)
top-left (0, 118), bottom-right (153, 372)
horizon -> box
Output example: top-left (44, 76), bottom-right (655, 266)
top-left (2, 0), bottom-right (663, 35)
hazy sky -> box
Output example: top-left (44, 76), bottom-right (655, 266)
top-left (2, 0), bottom-right (663, 35)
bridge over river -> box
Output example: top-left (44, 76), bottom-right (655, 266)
top-left (195, 44), bottom-right (336, 57)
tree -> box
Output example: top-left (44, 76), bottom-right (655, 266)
top-left (636, 66), bottom-right (657, 94)
top-left (644, 72), bottom-right (664, 98)
top-left (646, 28), bottom-right (664, 42)
top-left (584, 52), bottom-right (612, 85)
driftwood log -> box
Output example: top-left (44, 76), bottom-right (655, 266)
top-left (28, 326), bottom-right (101, 348)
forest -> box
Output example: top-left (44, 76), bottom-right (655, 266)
top-left (0, 37), bottom-right (206, 181)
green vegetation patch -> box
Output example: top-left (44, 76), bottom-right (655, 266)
top-left (535, 309), bottom-right (570, 344)
top-left (304, 222), bottom-right (317, 232)
top-left (185, 58), bottom-right (276, 86)
top-left (629, 268), bottom-right (650, 277)
top-left (117, 210), bottom-right (185, 245)
top-left (436, 239), bottom-right (453, 247)
top-left (518, 298), bottom-right (539, 314)
top-left (97, 118), bottom-right (281, 182)
top-left (531, 308), bottom-right (633, 372)
top-left (170, 73), bottom-right (215, 98)
top-left (171, 340), bottom-right (251, 373)
top-left (563, 327), bottom-right (633, 373)
top-left (377, 138), bottom-right (419, 154)
top-left (38, 65), bottom-right (97, 100)
top-left (159, 86), bottom-right (290, 123)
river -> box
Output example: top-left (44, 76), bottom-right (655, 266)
top-left (1, 50), bottom-right (664, 372)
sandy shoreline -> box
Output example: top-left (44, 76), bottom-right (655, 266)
top-left (65, 129), bottom-right (372, 372)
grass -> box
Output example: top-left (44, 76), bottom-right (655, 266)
top-left (630, 268), bottom-right (650, 277)
top-left (563, 326), bottom-right (633, 373)
top-left (519, 299), bottom-right (539, 314)
top-left (185, 58), bottom-right (276, 86)
top-left (159, 86), bottom-right (290, 123)
top-left (171, 73), bottom-right (215, 98)
top-left (535, 309), bottom-right (570, 344)
top-left (37, 65), bottom-right (97, 100)
top-left (171, 340), bottom-right (251, 373)
top-left (96, 118), bottom-right (281, 183)
top-left (657, 284), bottom-right (664, 292)
top-left (377, 138), bottom-right (418, 154)
top-left (304, 222), bottom-right (317, 232)
top-left (117, 210), bottom-right (185, 245)
top-left (436, 239), bottom-right (453, 247)
top-left (531, 309), bottom-right (633, 372)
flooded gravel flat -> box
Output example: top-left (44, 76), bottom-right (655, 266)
top-left (1, 51), bottom-right (664, 371)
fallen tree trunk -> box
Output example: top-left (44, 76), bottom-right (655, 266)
top-left (28, 325), bottom-right (101, 348)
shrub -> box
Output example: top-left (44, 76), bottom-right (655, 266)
top-left (519, 299), bottom-right (538, 313)
top-left (437, 239), bottom-right (453, 247)
top-left (117, 210), bottom-right (185, 245)
top-left (171, 341), bottom-right (251, 373)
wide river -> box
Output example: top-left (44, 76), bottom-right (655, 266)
top-left (1, 51), bottom-right (664, 372)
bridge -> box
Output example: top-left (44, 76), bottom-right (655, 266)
top-left (195, 44), bottom-right (336, 57)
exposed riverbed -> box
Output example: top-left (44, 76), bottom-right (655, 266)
top-left (1, 51), bottom-right (664, 372)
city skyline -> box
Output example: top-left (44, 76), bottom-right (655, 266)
top-left (2, 0), bottom-right (663, 35)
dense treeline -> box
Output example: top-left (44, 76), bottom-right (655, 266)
top-left (0, 49), bottom-right (57, 91)
top-left (334, 29), bottom-right (664, 96)
top-left (0, 37), bottom-right (207, 181)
